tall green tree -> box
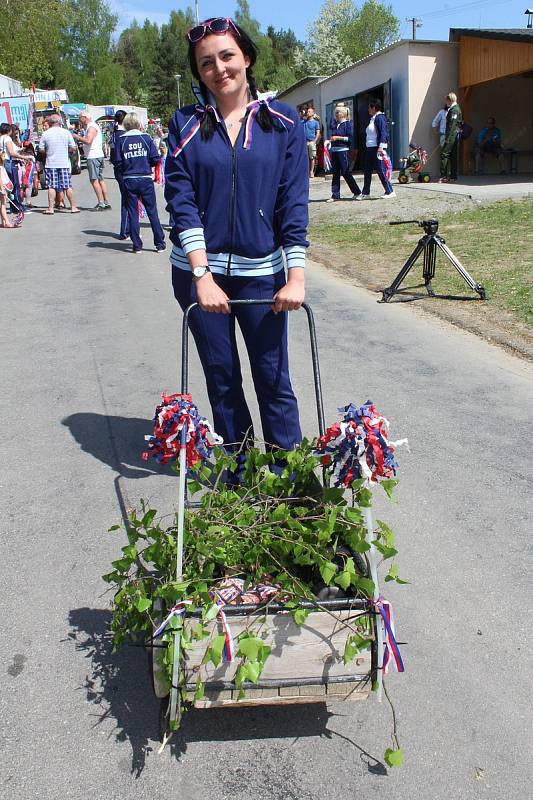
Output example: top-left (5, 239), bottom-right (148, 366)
top-left (115, 18), bottom-right (160, 105)
top-left (0, 0), bottom-right (66, 86)
top-left (149, 9), bottom-right (195, 122)
top-left (54, 0), bottom-right (123, 103)
top-left (296, 0), bottom-right (400, 76)
top-left (339, 1), bottom-right (400, 62)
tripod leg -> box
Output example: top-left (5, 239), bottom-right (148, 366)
top-left (381, 237), bottom-right (428, 302)
top-left (434, 239), bottom-right (486, 299)
top-left (423, 241), bottom-right (437, 296)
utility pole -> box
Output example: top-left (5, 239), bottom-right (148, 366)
top-left (175, 74), bottom-right (181, 108)
top-left (406, 17), bottom-right (422, 40)
top-left (195, 0), bottom-right (200, 24)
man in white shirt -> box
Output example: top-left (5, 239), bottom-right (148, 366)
top-left (73, 112), bottom-right (111, 211)
top-left (38, 115), bottom-right (80, 214)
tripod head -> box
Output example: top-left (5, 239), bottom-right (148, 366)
top-left (390, 219), bottom-right (439, 235)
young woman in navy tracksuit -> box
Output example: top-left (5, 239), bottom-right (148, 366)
top-left (326, 106), bottom-right (360, 201)
top-left (115, 113), bottom-right (165, 253)
top-left (165, 17), bottom-right (309, 465)
top-left (357, 98), bottom-right (395, 199)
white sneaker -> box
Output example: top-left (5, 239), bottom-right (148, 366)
top-left (354, 193), bottom-right (368, 201)
top-left (326, 197), bottom-right (340, 203)
top-left (381, 191), bottom-right (396, 198)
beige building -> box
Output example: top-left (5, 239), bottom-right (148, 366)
top-left (278, 29), bottom-right (533, 175)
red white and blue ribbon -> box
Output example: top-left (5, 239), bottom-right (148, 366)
top-left (243, 98), bottom-right (294, 150)
top-left (172, 104), bottom-right (220, 157)
top-left (315, 401), bottom-right (408, 488)
top-left (378, 148), bottom-right (392, 181)
top-left (153, 600), bottom-right (193, 638)
top-left (323, 142), bottom-right (332, 173)
top-left (371, 596), bottom-right (405, 674)
top-left (142, 393), bottom-right (223, 466)
top-left (214, 601), bottom-right (235, 662)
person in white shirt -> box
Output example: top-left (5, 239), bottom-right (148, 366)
top-left (73, 112), bottom-right (111, 210)
top-left (38, 115), bottom-right (80, 214)
top-left (432, 106), bottom-right (447, 148)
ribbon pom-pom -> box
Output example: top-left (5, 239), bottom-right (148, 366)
top-left (316, 401), bottom-right (408, 487)
top-left (142, 393), bottom-right (223, 467)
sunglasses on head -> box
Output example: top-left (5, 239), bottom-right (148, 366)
top-left (187, 17), bottom-right (240, 44)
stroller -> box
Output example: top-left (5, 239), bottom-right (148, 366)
top-left (398, 142), bottom-right (430, 184)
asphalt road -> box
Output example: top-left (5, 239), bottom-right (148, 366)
top-left (1, 169), bottom-right (532, 799)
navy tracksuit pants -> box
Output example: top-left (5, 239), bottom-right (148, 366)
top-left (123, 177), bottom-right (165, 251)
top-left (331, 150), bottom-right (360, 198)
top-left (363, 146), bottom-right (393, 195)
top-left (172, 268), bottom-right (302, 452)
top-left (113, 167), bottom-right (129, 238)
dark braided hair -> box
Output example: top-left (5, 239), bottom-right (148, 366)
top-left (187, 19), bottom-right (273, 140)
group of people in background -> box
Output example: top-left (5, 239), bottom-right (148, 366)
top-left (301, 98), bottom-right (395, 202)
top-left (0, 108), bottom-right (168, 251)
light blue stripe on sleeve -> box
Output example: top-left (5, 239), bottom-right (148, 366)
top-left (179, 227), bottom-right (206, 254)
top-left (284, 245), bottom-right (306, 269)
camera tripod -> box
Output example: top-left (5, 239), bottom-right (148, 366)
top-left (381, 219), bottom-right (486, 303)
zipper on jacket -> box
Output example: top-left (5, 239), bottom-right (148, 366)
top-left (227, 144), bottom-right (237, 276)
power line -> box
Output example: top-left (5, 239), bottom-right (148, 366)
top-left (414, 0), bottom-right (514, 23)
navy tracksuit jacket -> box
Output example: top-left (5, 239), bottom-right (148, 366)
top-left (164, 98), bottom-right (309, 452)
top-left (114, 129), bottom-right (165, 251)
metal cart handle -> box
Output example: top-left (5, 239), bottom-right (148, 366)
top-left (181, 300), bottom-right (325, 437)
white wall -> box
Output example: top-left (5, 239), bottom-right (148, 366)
top-left (408, 42), bottom-right (459, 175)
top-left (318, 42), bottom-right (410, 166)
top-left (0, 73), bottom-right (23, 97)
top-left (277, 79), bottom-right (324, 114)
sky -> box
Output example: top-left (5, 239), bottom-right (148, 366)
top-left (110, 0), bottom-right (530, 42)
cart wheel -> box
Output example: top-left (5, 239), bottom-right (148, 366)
top-left (398, 173), bottom-right (408, 185)
top-left (420, 173), bottom-right (431, 183)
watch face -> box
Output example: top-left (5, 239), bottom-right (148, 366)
top-left (193, 266), bottom-right (207, 278)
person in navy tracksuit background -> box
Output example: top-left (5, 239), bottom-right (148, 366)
top-left (165, 17), bottom-right (309, 473)
top-left (356, 98), bottom-right (395, 199)
top-left (326, 105), bottom-right (360, 201)
top-left (109, 109), bottom-right (129, 240)
top-left (115, 113), bottom-right (165, 254)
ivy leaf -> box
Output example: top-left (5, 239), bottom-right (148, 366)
top-left (141, 509), bottom-right (157, 527)
top-left (187, 479), bottom-right (202, 495)
top-left (122, 544), bottom-right (137, 559)
top-left (384, 748), bottom-right (403, 767)
top-left (135, 597), bottom-right (152, 613)
top-left (356, 487), bottom-right (373, 507)
top-left (237, 636), bottom-right (263, 661)
top-left (376, 519), bottom-right (395, 546)
top-left (108, 524), bottom-right (121, 531)
top-left (384, 564), bottom-right (409, 584)
top-left (293, 608), bottom-right (309, 626)
top-left (194, 680), bottom-right (205, 700)
top-left (381, 479), bottom-right (399, 501)
top-left (203, 634), bottom-right (226, 667)
top-left (244, 660), bottom-right (262, 684)
top-left (372, 540), bottom-right (398, 559)
top-left (357, 577), bottom-right (375, 596)
top-left (204, 603), bottom-right (219, 622)
top-left (344, 507), bottom-right (363, 523)
top-left (343, 633), bottom-right (370, 663)
top-left (320, 560), bottom-right (337, 585)
top-left (335, 570), bottom-right (352, 590)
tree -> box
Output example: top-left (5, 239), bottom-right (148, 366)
top-left (0, 0), bottom-right (66, 86)
top-left (54, 0), bottom-right (123, 103)
top-left (115, 18), bottom-right (160, 105)
top-left (149, 9), bottom-right (195, 122)
top-left (296, 0), bottom-right (400, 76)
top-left (339, 1), bottom-right (400, 63)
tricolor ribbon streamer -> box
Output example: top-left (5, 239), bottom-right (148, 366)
top-left (173, 97), bottom-right (294, 156)
top-left (315, 401), bottom-right (408, 488)
top-left (323, 142), bottom-right (332, 174)
top-left (371, 596), bottom-right (405, 674)
top-left (142, 393), bottom-right (223, 466)
top-left (153, 600), bottom-right (193, 638)
top-left (243, 97), bottom-right (294, 150)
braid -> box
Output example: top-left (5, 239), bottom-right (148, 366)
top-left (198, 81), bottom-right (216, 140)
top-left (247, 68), bottom-right (272, 133)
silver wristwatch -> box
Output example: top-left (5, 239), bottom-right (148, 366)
top-left (192, 265), bottom-right (211, 281)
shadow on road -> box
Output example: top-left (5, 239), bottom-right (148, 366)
top-left (69, 608), bottom-right (384, 776)
top-left (86, 241), bottom-right (132, 252)
top-left (82, 228), bottom-right (123, 238)
top-left (62, 412), bottom-right (172, 480)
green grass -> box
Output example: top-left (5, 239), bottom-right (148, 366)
top-left (309, 199), bottom-right (533, 323)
